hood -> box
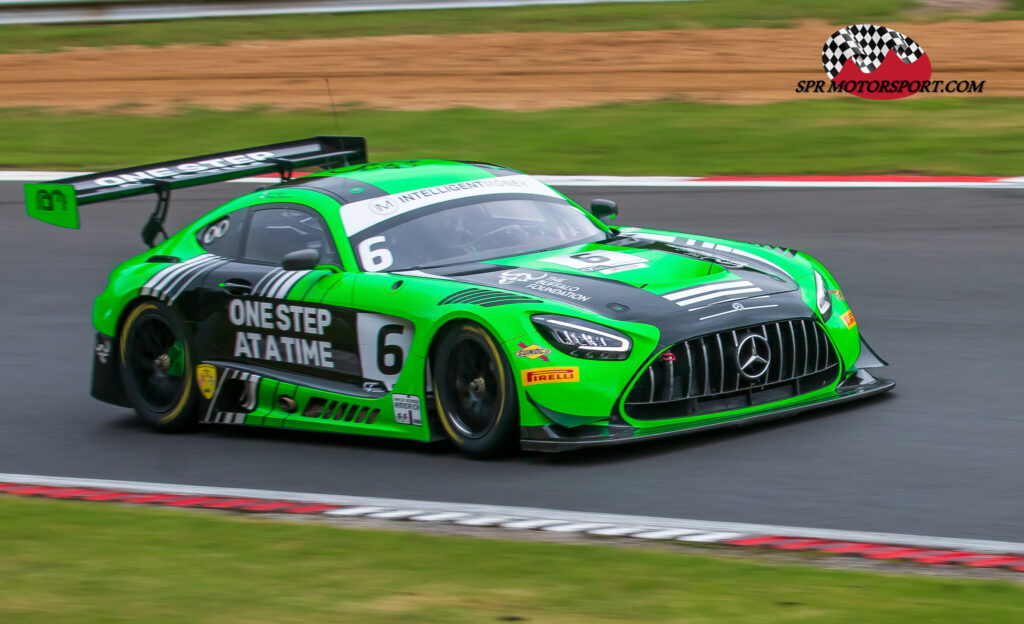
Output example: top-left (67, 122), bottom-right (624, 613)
top-left (412, 236), bottom-right (804, 337)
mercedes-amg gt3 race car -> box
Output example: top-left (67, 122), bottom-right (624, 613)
top-left (25, 136), bottom-right (894, 457)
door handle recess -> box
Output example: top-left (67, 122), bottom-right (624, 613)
top-left (222, 278), bottom-right (253, 295)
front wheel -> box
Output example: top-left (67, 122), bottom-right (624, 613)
top-left (432, 322), bottom-right (518, 458)
top-left (119, 301), bottom-right (197, 431)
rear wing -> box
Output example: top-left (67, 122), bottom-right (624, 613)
top-left (25, 136), bottom-right (366, 244)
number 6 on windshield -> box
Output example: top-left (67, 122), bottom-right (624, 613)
top-left (358, 236), bottom-right (394, 272)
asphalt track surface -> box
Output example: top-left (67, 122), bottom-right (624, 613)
top-left (2, 181), bottom-right (1023, 542)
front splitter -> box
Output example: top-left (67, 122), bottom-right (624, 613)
top-left (520, 370), bottom-right (895, 452)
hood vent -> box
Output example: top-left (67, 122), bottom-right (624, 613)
top-left (439, 288), bottom-right (540, 307)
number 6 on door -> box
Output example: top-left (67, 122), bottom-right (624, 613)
top-left (357, 312), bottom-right (415, 391)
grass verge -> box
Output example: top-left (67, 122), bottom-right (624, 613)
top-left (2, 99), bottom-right (1023, 175)
top-left (0, 0), bottom-right (957, 54)
top-left (2, 496), bottom-right (1023, 623)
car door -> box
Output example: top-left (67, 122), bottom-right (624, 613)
top-left (195, 202), bottom-right (417, 420)
top-left (195, 203), bottom-right (367, 387)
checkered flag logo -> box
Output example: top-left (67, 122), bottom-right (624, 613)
top-left (822, 24), bottom-right (926, 80)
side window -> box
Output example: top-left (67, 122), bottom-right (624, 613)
top-left (197, 210), bottom-right (245, 257)
top-left (243, 205), bottom-right (335, 265)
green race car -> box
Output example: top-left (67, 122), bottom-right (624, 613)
top-left (25, 136), bottom-right (894, 457)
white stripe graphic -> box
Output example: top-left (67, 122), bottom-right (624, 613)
top-left (663, 280), bottom-right (751, 302)
top-left (728, 247), bottom-right (791, 279)
top-left (251, 268), bottom-right (285, 297)
top-left (267, 271), bottom-right (299, 299)
top-left (269, 270), bottom-right (309, 299)
top-left (153, 255), bottom-right (219, 298)
top-left (161, 256), bottom-right (223, 302)
top-left (629, 232), bottom-right (677, 243)
top-left (163, 261), bottom-right (218, 302)
top-left (142, 255), bottom-right (209, 295)
top-left (150, 254), bottom-right (213, 293)
top-left (676, 287), bottom-right (762, 308)
top-left (259, 270), bottom-right (293, 299)
top-left (260, 270), bottom-right (296, 299)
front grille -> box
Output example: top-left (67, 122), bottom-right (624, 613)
top-left (625, 319), bottom-right (840, 420)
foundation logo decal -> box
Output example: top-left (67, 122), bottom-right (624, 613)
top-left (822, 24), bottom-right (930, 100)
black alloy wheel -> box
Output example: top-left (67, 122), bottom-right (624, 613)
top-left (433, 322), bottom-right (518, 458)
top-left (119, 302), bottom-right (197, 431)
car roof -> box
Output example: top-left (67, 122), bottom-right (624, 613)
top-left (280, 159), bottom-right (524, 203)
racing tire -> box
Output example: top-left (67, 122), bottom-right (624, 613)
top-left (432, 322), bottom-right (518, 458)
top-left (119, 301), bottom-right (198, 432)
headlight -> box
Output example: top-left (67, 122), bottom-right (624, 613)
top-left (814, 271), bottom-right (832, 319)
top-left (531, 314), bottom-right (632, 360)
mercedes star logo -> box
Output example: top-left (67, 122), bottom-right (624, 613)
top-left (736, 333), bottom-right (771, 379)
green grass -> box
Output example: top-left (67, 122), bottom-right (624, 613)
top-left (3, 98), bottom-right (1024, 175)
top-left (0, 0), bottom-right (933, 53)
top-left (1, 497), bottom-right (1023, 623)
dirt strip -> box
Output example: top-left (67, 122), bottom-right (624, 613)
top-left (0, 20), bottom-right (1021, 112)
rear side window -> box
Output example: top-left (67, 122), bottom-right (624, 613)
top-left (243, 206), bottom-right (334, 265)
top-left (197, 211), bottom-right (244, 257)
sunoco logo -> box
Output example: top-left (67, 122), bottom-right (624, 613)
top-left (796, 24), bottom-right (983, 99)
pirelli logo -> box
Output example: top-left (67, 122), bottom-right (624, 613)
top-left (521, 366), bottom-right (580, 386)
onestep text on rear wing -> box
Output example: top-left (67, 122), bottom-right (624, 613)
top-left (25, 136), bottom-right (366, 245)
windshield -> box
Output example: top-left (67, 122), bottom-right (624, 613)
top-left (348, 194), bottom-right (606, 272)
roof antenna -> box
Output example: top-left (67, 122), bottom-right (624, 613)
top-left (324, 77), bottom-right (341, 136)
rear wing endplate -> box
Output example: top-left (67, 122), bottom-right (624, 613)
top-left (25, 136), bottom-right (366, 242)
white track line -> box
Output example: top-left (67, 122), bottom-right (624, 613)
top-left (3, 473), bottom-right (1023, 554)
top-left (4, 170), bottom-right (1024, 189)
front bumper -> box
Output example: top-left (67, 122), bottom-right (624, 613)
top-left (520, 368), bottom-right (894, 452)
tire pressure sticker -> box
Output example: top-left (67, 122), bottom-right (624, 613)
top-left (392, 393), bottom-right (422, 426)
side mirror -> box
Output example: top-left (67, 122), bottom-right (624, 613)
top-left (590, 199), bottom-right (618, 224)
top-left (282, 248), bottom-right (321, 271)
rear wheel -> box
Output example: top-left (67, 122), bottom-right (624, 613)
top-left (119, 302), bottom-right (197, 431)
top-left (433, 322), bottom-right (518, 458)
